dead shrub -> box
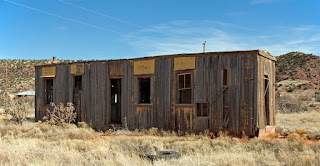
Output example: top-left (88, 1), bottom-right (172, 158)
top-left (3, 97), bottom-right (31, 125)
top-left (296, 128), bottom-right (311, 135)
top-left (298, 95), bottom-right (311, 102)
top-left (43, 102), bottom-right (77, 126)
top-left (276, 95), bottom-right (308, 113)
top-left (77, 121), bottom-right (89, 128)
top-left (288, 133), bottom-right (306, 151)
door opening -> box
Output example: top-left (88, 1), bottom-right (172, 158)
top-left (110, 79), bottom-right (121, 124)
top-left (264, 75), bottom-right (270, 125)
top-left (73, 76), bottom-right (82, 122)
top-left (73, 76), bottom-right (82, 107)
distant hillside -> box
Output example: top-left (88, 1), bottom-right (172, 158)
top-left (0, 59), bottom-right (75, 94)
top-left (276, 52), bottom-right (320, 84)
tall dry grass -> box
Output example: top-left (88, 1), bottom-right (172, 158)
top-left (276, 110), bottom-right (320, 139)
top-left (0, 118), bottom-right (319, 165)
top-left (0, 104), bottom-right (320, 165)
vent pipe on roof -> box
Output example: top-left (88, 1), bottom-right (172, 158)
top-left (53, 57), bottom-right (57, 63)
top-left (203, 41), bottom-right (206, 53)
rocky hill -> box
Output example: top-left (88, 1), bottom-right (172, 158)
top-left (0, 59), bottom-right (74, 94)
top-left (276, 52), bottom-right (320, 90)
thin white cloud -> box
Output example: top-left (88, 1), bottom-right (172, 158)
top-left (126, 21), bottom-right (320, 57)
top-left (57, 26), bottom-right (68, 31)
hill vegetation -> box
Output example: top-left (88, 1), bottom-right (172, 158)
top-left (0, 59), bottom-right (74, 93)
top-left (276, 52), bottom-right (320, 88)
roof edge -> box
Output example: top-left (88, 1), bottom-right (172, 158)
top-left (35, 49), bottom-right (273, 68)
top-left (258, 50), bottom-right (277, 61)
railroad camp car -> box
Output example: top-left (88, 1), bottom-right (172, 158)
top-left (35, 50), bottom-right (276, 136)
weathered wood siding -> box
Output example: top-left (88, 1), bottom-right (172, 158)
top-left (257, 55), bottom-right (276, 129)
top-left (35, 50), bottom-right (275, 136)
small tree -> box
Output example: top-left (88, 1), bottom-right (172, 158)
top-left (44, 102), bottom-right (77, 126)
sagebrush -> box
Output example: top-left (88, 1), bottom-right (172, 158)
top-left (43, 102), bottom-right (77, 126)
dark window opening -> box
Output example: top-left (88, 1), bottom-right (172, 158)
top-left (178, 73), bottom-right (192, 104)
top-left (223, 69), bottom-right (228, 86)
top-left (74, 76), bottom-right (82, 91)
top-left (197, 103), bottom-right (208, 117)
top-left (138, 78), bottom-right (151, 104)
top-left (223, 69), bottom-right (229, 105)
top-left (45, 79), bottom-right (53, 104)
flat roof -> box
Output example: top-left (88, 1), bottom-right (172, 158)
top-left (16, 91), bottom-right (35, 96)
top-left (35, 49), bottom-right (276, 68)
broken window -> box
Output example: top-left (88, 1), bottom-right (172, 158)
top-left (178, 73), bottom-right (192, 104)
top-left (197, 103), bottom-right (208, 117)
top-left (138, 77), bottom-right (151, 104)
top-left (45, 79), bottom-right (53, 104)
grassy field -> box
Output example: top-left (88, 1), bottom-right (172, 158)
top-left (0, 108), bottom-right (320, 166)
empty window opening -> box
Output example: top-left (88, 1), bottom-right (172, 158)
top-left (138, 78), bottom-right (151, 104)
top-left (178, 73), bottom-right (192, 104)
top-left (74, 76), bottom-right (82, 91)
top-left (45, 79), bottom-right (53, 104)
top-left (223, 69), bottom-right (228, 86)
top-left (197, 103), bottom-right (208, 117)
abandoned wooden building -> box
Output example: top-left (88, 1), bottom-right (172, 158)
top-left (35, 50), bottom-right (276, 136)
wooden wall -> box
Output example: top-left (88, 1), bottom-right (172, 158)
top-left (257, 55), bottom-right (276, 129)
top-left (35, 51), bottom-right (276, 136)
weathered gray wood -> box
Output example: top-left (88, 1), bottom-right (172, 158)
top-left (97, 62), bottom-right (106, 130)
top-left (84, 63), bottom-right (91, 125)
top-left (35, 50), bottom-right (276, 136)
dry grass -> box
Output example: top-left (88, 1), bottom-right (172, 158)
top-left (0, 108), bottom-right (319, 165)
top-left (276, 110), bottom-right (320, 138)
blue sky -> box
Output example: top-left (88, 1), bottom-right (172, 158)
top-left (0, 0), bottom-right (319, 60)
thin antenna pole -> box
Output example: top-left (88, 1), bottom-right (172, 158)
top-left (203, 41), bottom-right (206, 53)
top-left (5, 63), bottom-right (8, 97)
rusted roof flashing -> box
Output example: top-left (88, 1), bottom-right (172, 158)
top-left (258, 50), bottom-right (277, 62)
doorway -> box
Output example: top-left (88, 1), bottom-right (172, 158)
top-left (73, 76), bottom-right (82, 107)
top-left (110, 79), bottom-right (121, 124)
top-left (264, 75), bottom-right (270, 125)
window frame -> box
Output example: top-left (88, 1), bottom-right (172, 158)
top-left (175, 70), bottom-right (194, 105)
top-left (135, 75), bottom-right (153, 106)
top-left (196, 102), bottom-right (208, 117)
